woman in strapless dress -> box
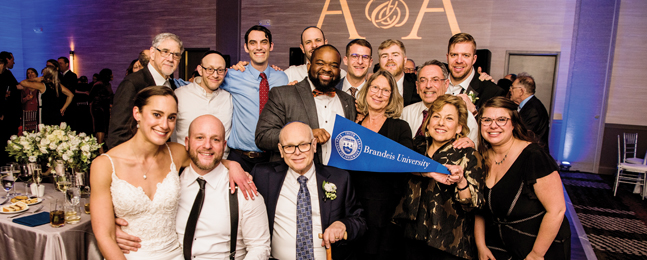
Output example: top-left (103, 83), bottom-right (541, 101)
top-left (91, 86), bottom-right (187, 260)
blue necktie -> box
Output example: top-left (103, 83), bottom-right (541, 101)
top-left (296, 175), bottom-right (314, 260)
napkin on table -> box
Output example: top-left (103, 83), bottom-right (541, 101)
top-left (12, 212), bottom-right (50, 227)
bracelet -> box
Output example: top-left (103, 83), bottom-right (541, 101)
top-left (457, 183), bottom-right (469, 191)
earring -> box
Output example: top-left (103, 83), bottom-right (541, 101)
top-left (137, 122), bottom-right (140, 129)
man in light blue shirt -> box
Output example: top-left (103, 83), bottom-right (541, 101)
top-left (221, 25), bottom-right (288, 171)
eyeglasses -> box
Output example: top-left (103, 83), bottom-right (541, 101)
top-left (201, 65), bottom-right (226, 75)
top-left (280, 139), bottom-right (315, 154)
top-left (368, 85), bottom-right (392, 96)
top-left (418, 77), bottom-right (446, 85)
top-left (154, 47), bottom-right (182, 61)
top-left (480, 117), bottom-right (510, 127)
top-left (349, 53), bottom-right (371, 61)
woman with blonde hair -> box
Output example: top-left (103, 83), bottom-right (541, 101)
top-left (20, 66), bottom-right (73, 126)
top-left (351, 70), bottom-right (412, 260)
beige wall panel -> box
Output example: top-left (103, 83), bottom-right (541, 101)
top-left (606, 0), bottom-right (647, 126)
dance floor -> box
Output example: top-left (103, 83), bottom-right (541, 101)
top-left (562, 171), bottom-right (647, 260)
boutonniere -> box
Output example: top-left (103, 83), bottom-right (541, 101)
top-left (322, 181), bottom-right (337, 201)
top-left (468, 91), bottom-right (479, 104)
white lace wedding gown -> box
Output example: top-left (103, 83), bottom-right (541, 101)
top-left (104, 144), bottom-right (183, 260)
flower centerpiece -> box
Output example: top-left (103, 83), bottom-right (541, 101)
top-left (5, 122), bottom-right (102, 175)
top-left (6, 131), bottom-right (44, 164)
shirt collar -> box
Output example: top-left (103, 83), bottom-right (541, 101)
top-left (450, 68), bottom-right (475, 91)
top-left (63, 70), bottom-right (70, 75)
top-left (182, 162), bottom-right (227, 190)
top-left (147, 62), bottom-right (168, 86)
top-left (342, 77), bottom-right (366, 92)
top-left (396, 74), bottom-right (405, 94)
top-left (518, 94), bottom-right (534, 110)
top-left (245, 64), bottom-right (272, 80)
top-left (287, 162), bottom-right (316, 183)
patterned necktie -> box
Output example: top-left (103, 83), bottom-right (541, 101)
top-left (349, 87), bottom-right (358, 98)
top-left (416, 109), bottom-right (429, 137)
top-left (183, 178), bottom-right (206, 260)
top-left (296, 175), bottom-right (314, 260)
top-left (259, 72), bottom-right (269, 114)
top-left (312, 89), bottom-right (336, 97)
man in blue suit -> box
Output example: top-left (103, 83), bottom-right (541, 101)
top-left (251, 122), bottom-right (366, 260)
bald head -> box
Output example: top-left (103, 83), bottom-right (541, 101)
top-left (186, 115), bottom-right (226, 175)
top-left (279, 122), bottom-right (316, 175)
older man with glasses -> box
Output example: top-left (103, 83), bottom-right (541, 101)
top-left (172, 50), bottom-right (233, 158)
top-left (107, 32), bottom-right (183, 150)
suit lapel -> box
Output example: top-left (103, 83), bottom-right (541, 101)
top-left (296, 80), bottom-right (320, 129)
top-left (268, 163), bottom-right (289, 234)
top-left (142, 66), bottom-right (157, 88)
top-left (335, 89), bottom-right (356, 122)
top-left (315, 164), bottom-right (332, 229)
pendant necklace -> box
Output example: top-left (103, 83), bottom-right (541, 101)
top-left (133, 145), bottom-right (158, 180)
top-left (493, 139), bottom-right (514, 165)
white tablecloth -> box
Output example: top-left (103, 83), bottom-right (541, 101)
top-left (0, 182), bottom-right (102, 260)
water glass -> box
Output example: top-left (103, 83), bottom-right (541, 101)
top-left (1, 166), bottom-right (15, 197)
top-left (50, 199), bottom-right (65, 228)
top-left (64, 204), bottom-right (81, 224)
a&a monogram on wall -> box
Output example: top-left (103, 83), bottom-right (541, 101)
top-left (317, 0), bottom-right (461, 39)
top-left (365, 0), bottom-right (409, 29)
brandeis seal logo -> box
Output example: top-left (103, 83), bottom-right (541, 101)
top-left (334, 131), bottom-right (363, 161)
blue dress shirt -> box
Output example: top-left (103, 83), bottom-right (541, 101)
top-left (220, 64), bottom-right (288, 152)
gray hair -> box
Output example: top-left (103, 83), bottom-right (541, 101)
top-left (418, 60), bottom-right (449, 80)
top-left (152, 33), bottom-right (184, 53)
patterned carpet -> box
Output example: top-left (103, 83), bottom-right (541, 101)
top-left (561, 172), bottom-right (647, 260)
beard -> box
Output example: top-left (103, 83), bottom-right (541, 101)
top-left (309, 71), bottom-right (340, 93)
top-left (188, 146), bottom-right (223, 172)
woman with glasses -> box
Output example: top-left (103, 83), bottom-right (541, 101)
top-left (474, 97), bottom-right (570, 260)
top-left (393, 94), bottom-right (484, 260)
top-left (351, 70), bottom-right (412, 260)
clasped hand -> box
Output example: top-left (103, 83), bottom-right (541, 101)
top-left (421, 164), bottom-right (464, 186)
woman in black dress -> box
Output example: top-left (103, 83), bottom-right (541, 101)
top-left (351, 70), bottom-right (412, 260)
top-left (90, 68), bottom-right (114, 153)
top-left (20, 66), bottom-right (73, 126)
top-left (475, 97), bottom-right (570, 260)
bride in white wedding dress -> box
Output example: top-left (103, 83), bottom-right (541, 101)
top-left (91, 86), bottom-right (186, 260)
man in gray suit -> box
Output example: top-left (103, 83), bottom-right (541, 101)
top-left (256, 45), bottom-right (356, 165)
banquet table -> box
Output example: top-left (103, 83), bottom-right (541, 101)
top-left (0, 182), bottom-right (102, 260)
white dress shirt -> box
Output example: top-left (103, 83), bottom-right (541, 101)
top-left (284, 63), bottom-right (347, 83)
top-left (173, 82), bottom-right (233, 158)
top-left (446, 68), bottom-right (475, 96)
top-left (147, 62), bottom-right (169, 87)
top-left (396, 74), bottom-right (405, 97)
top-left (177, 164), bottom-right (271, 260)
top-left (341, 77), bottom-right (366, 98)
top-left (401, 101), bottom-right (480, 147)
top-left (308, 78), bottom-right (345, 165)
top-left (272, 164), bottom-right (327, 260)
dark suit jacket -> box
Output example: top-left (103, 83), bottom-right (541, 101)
top-left (519, 95), bottom-right (550, 149)
top-left (402, 73), bottom-right (421, 107)
top-left (106, 66), bottom-right (176, 150)
top-left (255, 79), bottom-right (357, 163)
top-left (466, 72), bottom-right (505, 108)
top-left (251, 161), bottom-right (366, 260)
top-left (61, 71), bottom-right (78, 93)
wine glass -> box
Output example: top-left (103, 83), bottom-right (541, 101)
top-left (28, 164), bottom-right (42, 198)
top-left (54, 173), bottom-right (72, 204)
top-left (1, 166), bottom-right (15, 198)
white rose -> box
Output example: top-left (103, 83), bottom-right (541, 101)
top-left (79, 133), bottom-right (87, 138)
top-left (62, 153), bottom-right (70, 161)
top-left (49, 142), bottom-right (57, 150)
top-left (10, 135), bottom-right (17, 140)
top-left (29, 156), bottom-right (37, 162)
top-left (324, 183), bottom-right (337, 192)
top-left (60, 122), bottom-right (67, 129)
top-left (81, 145), bottom-right (90, 152)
